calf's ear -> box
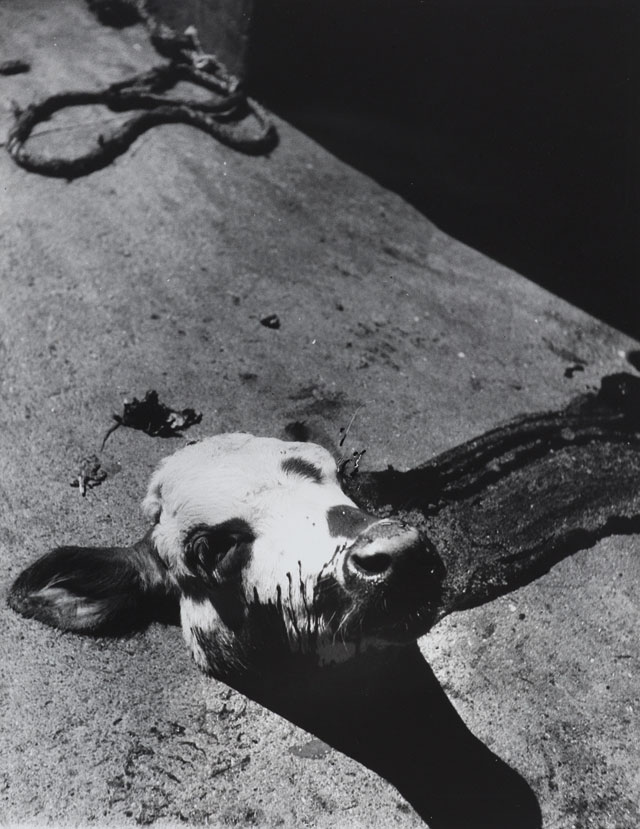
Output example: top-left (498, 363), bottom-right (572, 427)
top-left (7, 532), bottom-right (177, 634)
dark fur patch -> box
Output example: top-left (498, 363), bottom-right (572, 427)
top-left (183, 519), bottom-right (255, 594)
top-left (326, 505), bottom-right (377, 539)
top-left (281, 456), bottom-right (323, 484)
top-left (7, 537), bottom-right (174, 634)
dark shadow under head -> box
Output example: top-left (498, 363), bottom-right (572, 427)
top-left (240, 372), bottom-right (640, 828)
top-left (234, 644), bottom-right (542, 829)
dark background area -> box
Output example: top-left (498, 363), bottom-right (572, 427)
top-left (248, 0), bottom-right (639, 339)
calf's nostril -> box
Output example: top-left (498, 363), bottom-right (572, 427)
top-left (343, 521), bottom-right (423, 583)
top-left (351, 552), bottom-right (393, 576)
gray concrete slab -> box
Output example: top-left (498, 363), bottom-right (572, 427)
top-left (0, 2), bottom-right (638, 827)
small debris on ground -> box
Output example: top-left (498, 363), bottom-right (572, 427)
top-left (564, 363), bottom-right (585, 378)
top-left (101, 390), bottom-right (202, 448)
top-left (0, 59), bottom-right (31, 76)
top-left (260, 314), bottom-right (280, 330)
top-left (71, 454), bottom-right (107, 496)
top-left (338, 405), bottom-right (363, 447)
top-left (338, 448), bottom-right (367, 480)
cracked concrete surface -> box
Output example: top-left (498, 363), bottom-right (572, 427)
top-left (0, 2), bottom-right (638, 827)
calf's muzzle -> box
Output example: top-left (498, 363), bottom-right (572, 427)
top-left (344, 520), bottom-right (423, 582)
top-left (335, 518), bottom-right (445, 643)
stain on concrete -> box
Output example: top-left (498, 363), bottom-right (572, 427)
top-left (344, 372), bottom-right (640, 617)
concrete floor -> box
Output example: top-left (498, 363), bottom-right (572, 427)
top-left (0, 2), bottom-right (638, 827)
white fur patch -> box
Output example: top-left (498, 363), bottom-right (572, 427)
top-left (144, 434), bottom-right (356, 582)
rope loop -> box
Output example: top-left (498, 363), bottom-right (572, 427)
top-left (7, 3), bottom-right (277, 178)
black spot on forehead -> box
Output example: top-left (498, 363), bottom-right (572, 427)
top-left (326, 505), bottom-right (377, 539)
top-left (281, 456), bottom-right (323, 484)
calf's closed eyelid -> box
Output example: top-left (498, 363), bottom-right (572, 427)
top-left (184, 520), bottom-right (255, 584)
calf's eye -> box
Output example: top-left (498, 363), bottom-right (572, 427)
top-left (185, 520), bottom-right (254, 586)
top-left (192, 533), bottom-right (231, 574)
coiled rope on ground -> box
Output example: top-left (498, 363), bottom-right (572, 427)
top-left (6, 0), bottom-right (277, 178)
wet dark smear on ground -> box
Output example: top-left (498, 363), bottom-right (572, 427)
top-left (341, 372), bottom-right (640, 617)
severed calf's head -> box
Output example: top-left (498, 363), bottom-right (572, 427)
top-left (8, 434), bottom-right (444, 678)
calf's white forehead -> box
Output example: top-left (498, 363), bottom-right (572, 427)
top-left (143, 433), bottom-right (353, 572)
